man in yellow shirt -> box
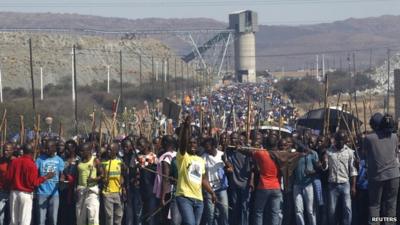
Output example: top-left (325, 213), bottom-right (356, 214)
top-left (102, 142), bottom-right (125, 225)
top-left (176, 117), bottom-right (216, 225)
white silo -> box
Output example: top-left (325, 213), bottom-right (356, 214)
top-left (229, 10), bottom-right (258, 83)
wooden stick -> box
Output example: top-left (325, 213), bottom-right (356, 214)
top-left (335, 93), bottom-right (342, 132)
top-left (33, 114), bottom-right (41, 160)
top-left (59, 120), bottom-right (64, 139)
top-left (246, 94), bottom-right (251, 144)
top-left (363, 99), bottom-right (367, 133)
top-left (20, 115), bottom-right (25, 145)
top-left (3, 119), bottom-right (7, 144)
top-left (323, 74), bottom-right (329, 136)
top-left (0, 109), bottom-right (6, 147)
top-left (326, 103), bottom-right (331, 135)
top-left (354, 94), bottom-right (361, 135)
top-left (111, 96), bottom-right (120, 140)
top-left (99, 109), bottom-right (104, 147)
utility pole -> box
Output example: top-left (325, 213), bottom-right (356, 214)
top-left (369, 48), bottom-right (373, 70)
top-left (40, 67), bottom-right (43, 101)
top-left (316, 55), bottom-right (319, 78)
top-left (167, 57), bottom-right (170, 94)
top-left (107, 65), bottom-right (110, 94)
top-left (181, 60), bottom-right (184, 96)
top-left (352, 52), bottom-right (356, 94)
top-left (119, 50), bottom-right (123, 109)
top-left (139, 55), bottom-right (142, 89)
top-left (29, 38), bottom-right (36, 114)
top-left (387, 48), bottom-right (391, 113)
top-left (73, 45), bottom-right (78, 134)
top-left (174, 58), bottom-right (177, 96)
top-left (186, 62), bottom-right (189, 90)
top-left (0, 68), bottom-right (3, 103)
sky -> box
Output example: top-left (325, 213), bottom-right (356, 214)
top-left (0, 0), bottom-right (400, 25)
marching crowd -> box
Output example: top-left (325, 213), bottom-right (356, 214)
top-left (0, 111), bottom-right (398, 225)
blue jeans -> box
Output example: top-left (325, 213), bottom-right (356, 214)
top-left (228, 187), bottom-right (251, 225)
top-left (204, 190), bottom-right (229, 225)
top-left (293, 184), bottom-right (316, 225)
top-left (36, 195), bottom-right (59, 225)
top-left (170, 196), bottom-right (182, 225)
top-left (130, 187), bottom-right (143, 225)
top-left (254, 189), bottom-right (282, 225)
top-left (176, 196), bottom-right (204, 225)
top-left (0, 191), bottom-right (8, 225)
top-left (328, 182), bottom-right (352, 225)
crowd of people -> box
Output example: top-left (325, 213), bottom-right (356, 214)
top-left (0, 82), bottom-right (398, 225)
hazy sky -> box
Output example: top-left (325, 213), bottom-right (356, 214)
top-left (1, 0), bottom-right (400, 25)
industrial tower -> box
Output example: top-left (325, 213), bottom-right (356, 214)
top-left (229, 10), bottom-right (258, 83)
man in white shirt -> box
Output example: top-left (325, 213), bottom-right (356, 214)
top-left (324, 130), bottom-right (358, 225)
top-left (201, 137), bottom-right (229, 225)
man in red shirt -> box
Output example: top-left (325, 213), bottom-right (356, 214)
top-left (252, 134), bottom-right (283, 225)
top-left (0, 143), bottom-right (13, 225)
top-left (6, 143), bottom-right (54, 225)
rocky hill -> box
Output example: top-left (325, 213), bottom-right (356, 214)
top-left (0, 32), bottom-right (190, 89)
top-left (0, 12), bottom-right (399, 88)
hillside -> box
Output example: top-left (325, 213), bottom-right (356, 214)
top-left (0, 32), bottom-right (193, 89)
top-left (0, 12), bottom-right (399, 79)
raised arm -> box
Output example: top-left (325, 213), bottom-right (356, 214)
top-left (179, 116), bottom-right (192, 155)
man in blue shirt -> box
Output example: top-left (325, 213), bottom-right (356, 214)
top-left (293, 135), bottom-right (320, 225)
top-left (36, 139), bottom-right (65, 225)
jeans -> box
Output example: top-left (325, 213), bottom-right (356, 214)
top-left (328, 182), bottom-right (352, 225)
top-left (132, 187), bottom-right (143, 225)
top-left (228, 187), bottom-right (250, 225)
top-left (170, 196), bottom-right (182, 225)
top-left (103, 193), bottom-right (124, 225)
top-left (282, 191), bottom-right (295, 225)
top-left (142, 194), bottom-right (158, 225)
top-left (37, 195), bottom-right (59, 225)
top-left (352, 189), bottom-right (369, 225)
top-left (204, 190), bottom-right (229, 225)
top-left (176, 196), bottom-right (204, 225)
top-left (318, 184), bottom-right (329, 225)
top-left (368, 178), bottom-right (399, 225)
top-left (254, 189), bottom-right (282, 225)
top-left (293, 184), bottom-right (316, 225)
top-left (0, 191), bottom-right (8, 225)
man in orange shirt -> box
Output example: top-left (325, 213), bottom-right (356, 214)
top-left (252, 134), bottom-right (282, 225)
